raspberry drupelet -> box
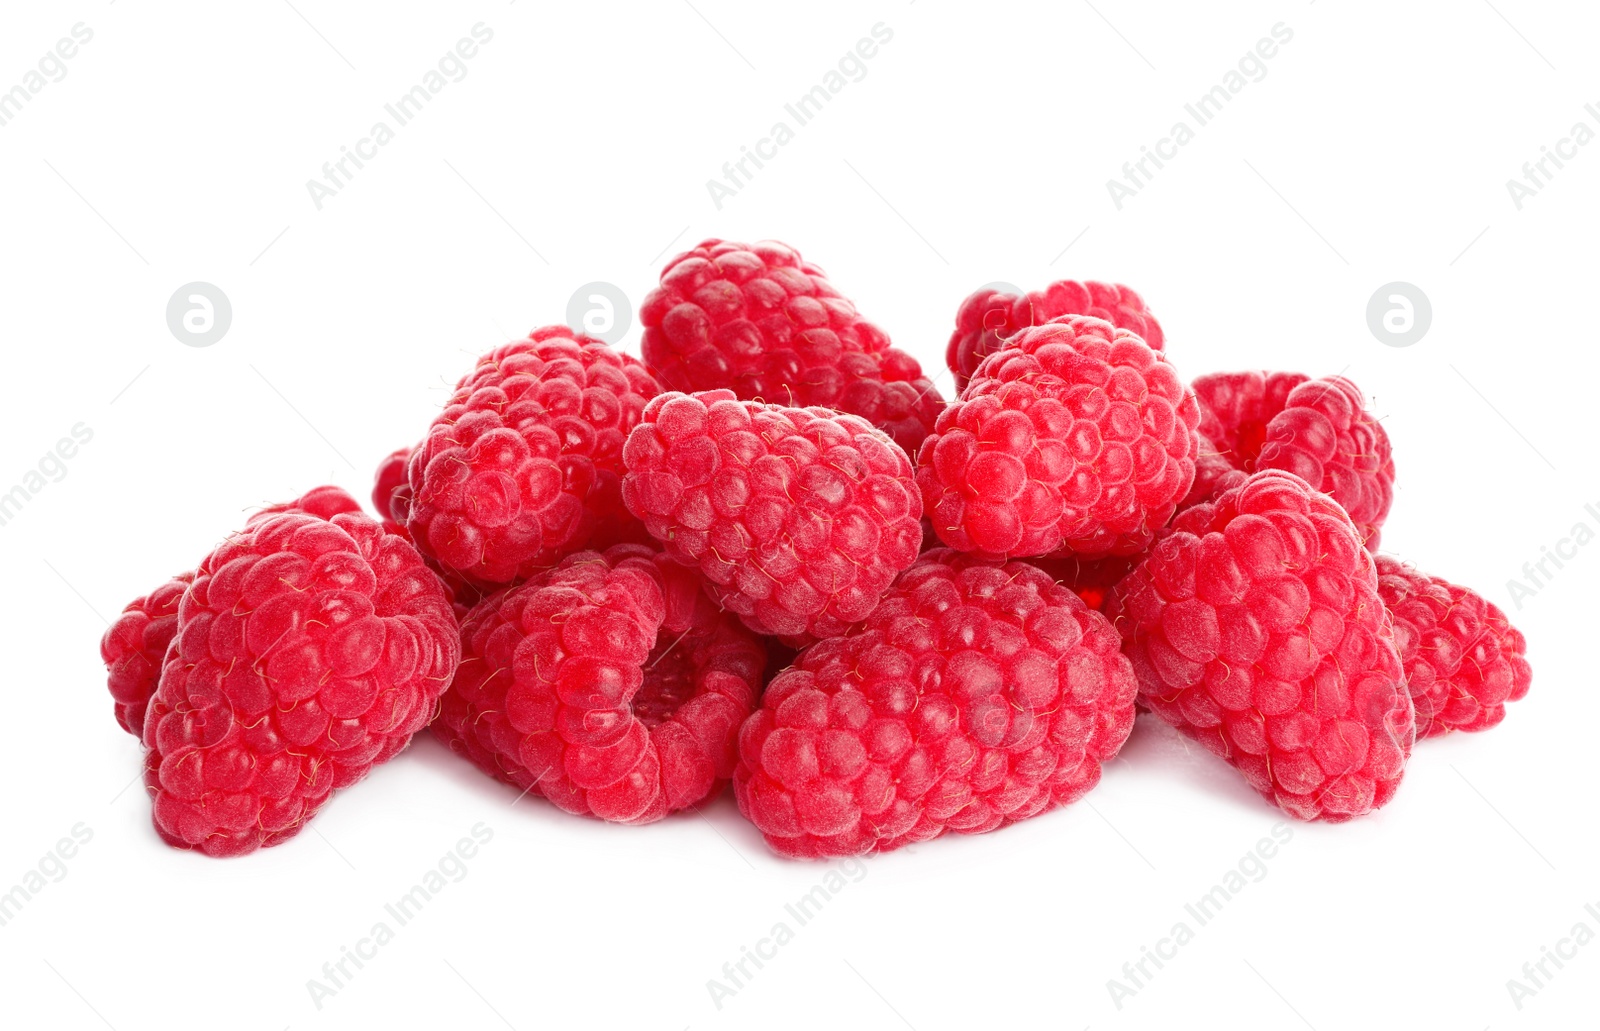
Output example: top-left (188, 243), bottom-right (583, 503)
top-left (622, 389), bottom-right (924, 643)
top-left (946, 279), bottom-right (1164, 394)
top-left (405, 326), bottom-right (661, 586)
top-left (101, 572), bottom-right (194, 737)
top-left (434, 545), bottom-right (765, 823)
top-left (372, 445), bottom-right (412, 524)
top-left (1191, 371), bottom-right (1395, 547)
top-left (1374, 555), bottom-right (1531, 737)
top-left (1107, 470), bottom-right (1415, 822)
top-left (734, 549), bottom-right (1138, 858)
top-left (141, 488), bottom-right (460, 856)
top-left (918, 315), bottom-right (1199, 560)
top-left (640, 239), bottom-right (944, 456)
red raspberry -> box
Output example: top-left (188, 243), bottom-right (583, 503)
top-left (142, 490), bottom-right (459, 856)
top-left (1180, 432), bottom-right (1248, 510)
top-left (1107, 470), bottom-right (1415, 822)
top-left (1374, 555), bottom-right (1532, 737)
top-left (376, 515), bottom-right (487, 622)
top-left (1192, 371), bottom-right (1395, 547)
top-left (101, 572), bottom-right (194, 737)
top-left (946, 280), bottom-right (1164, 393)
top-left (640, 239), bottom-right (945, 455)
top-left (368, 455), bottom-right (488, 619)
top-left (100, 488), bottom-right (373, 741)
top-left (251, 483), bottom-right (365, 523)
top-left (372, 445), bottom-right (412, 523)
top-left (621, 390), bottom-right (923, 642)
top-left (733, 549), bottom-right (1138, 858)
top-left (406, 327), bottom-right (661, 586)
top-left (918, 315), bottom-right (1199, 559)
top-left (434, 545), bottom-right (765, 823)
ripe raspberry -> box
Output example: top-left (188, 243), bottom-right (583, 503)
top-left (1192, 371), bottom-right (1395, 547)
top-left (640, 239), bottom-right (944, 455)
top-left (434, 545), bottom-right (765, 823)
top-left (733, 549), bottom-right (1138, 858)
top-left (621, 390), bottom-right (923, 642)
top-left (101, 488), bottom-right (374, 741)
top-left (375, 515), bottom-right (486, 622)
top-left (406, 326), bottom-right (661, 586)
top-left (142, 490), bottom-right (459, 856)
top-left (946, 280), bottom-right (1164, 393)
top-left (101, 572), bottom-right (194, 737)
top-left (251, 483), bottom-right (364, 523)
top-left (918, 315), bottom-right (1199, 559)
top-left (367, 454), bottom-right (487, 619)
top-left (1374, 555), bottom-right (1531, 737)
top-left (1107, 470), bottom-right (1414, 822)
top-left (372, 446), bottom-right (412, 523)
top-left (1180, 432), bottom-right (1248, 510)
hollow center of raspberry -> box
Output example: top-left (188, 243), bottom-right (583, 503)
top-left (1234, 420), bottom-right (1269, 469)
top-left (632, 631), bottom-right (697, 728)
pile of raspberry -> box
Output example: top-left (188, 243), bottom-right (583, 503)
top-left (102, 239), bottom-right (1531, 860)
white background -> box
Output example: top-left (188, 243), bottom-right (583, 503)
top-left (1, 1), bottom-right (1595, 1028)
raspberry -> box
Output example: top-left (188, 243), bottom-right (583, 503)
top-left (434, 545), bottom-right (765, 823)
top-left (1374, 555), bottom-right (1531, 737)
top-left (1181, 432), bottom-right (1248, 510)
top-left (1107, 470), bottom-right (1414, 822)
top-left (621, 390), bottom-right (923, 642)
top-left (142, 490), bottom-right (459, 856)
top-left (640, 239), bottom-right (944, 455)
top-left (101, 488), bottom-right (373, 741)
top-left (406, 326), bottom-right (661, 586)
top-left (252, 483), bottom-right (365, 523)
top-left (733, 549), bottom-right (1138, 858)
top-left (369, 452), bottom-right (487, 619)
top-left (372, 445), bottom-right (412, 523)
top-left (101, 572), bottom-right (193, 737)
top-left (946, 280), bottom-right (1164, 393)
top-left (1192, 371), bottom-right (1395, 547)
top-left (376, 515), bottom-right (487, 622)
top-left (918, 315), bottom-right (1199, 559)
